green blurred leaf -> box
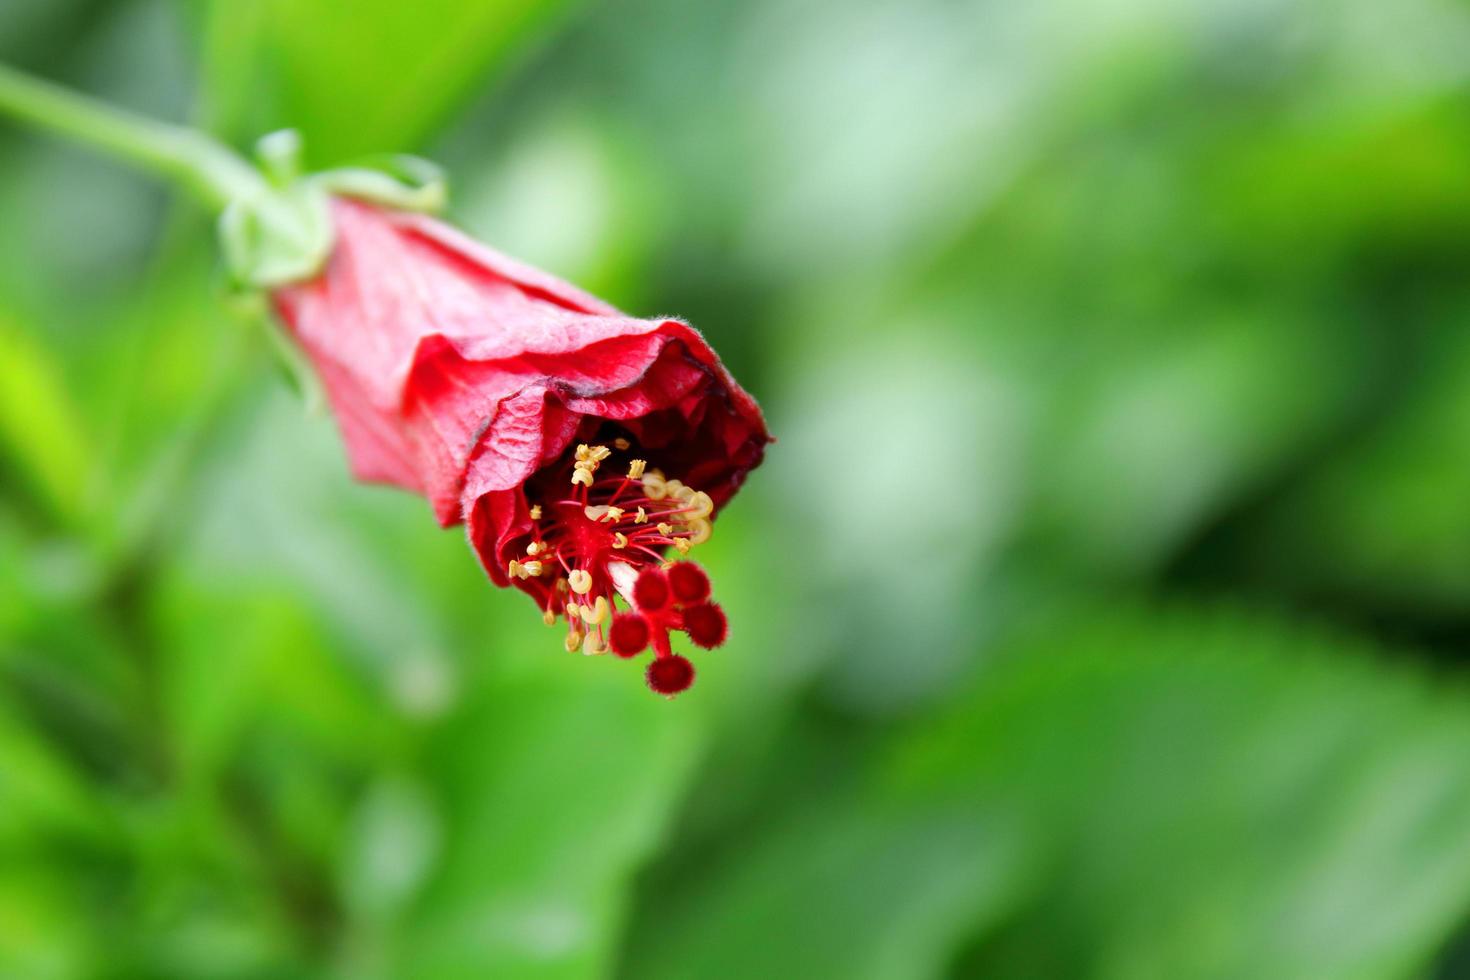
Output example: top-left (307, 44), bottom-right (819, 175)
top-left (0, 687), bottom-right (115, 846)
top-left (0, 314), bottom-right (90, 526)
top-left (155, 584), bottom-right (397, 783)
top-left (624, 603), bottom-right (1470, 980)
top-left (199, 0), bottom-right (584, 162)
top-left (388, 669), bottom-right (702, 980)
top-left (618, 732), bottom-right (1035, 980)
top-left (1221, 323), bottom-right (1470, 615)
top-left (922, 605), bottom-right (1470, 980)
top-left (0, 867), bottom-right (92, 980)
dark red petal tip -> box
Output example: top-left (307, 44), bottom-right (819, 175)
top-left (609, 613), bottom-right (651, 658)
top-left (682, 602), bottom-right (728, 649)
top-left (647, 654), bottom-right (695, 696)
top-left (668, 561), bottom-right (711, 605)
top-left (633, 567), bottom-right (672, 612)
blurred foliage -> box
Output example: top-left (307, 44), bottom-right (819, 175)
top-left (5, 0), bottom-right (1470, 977)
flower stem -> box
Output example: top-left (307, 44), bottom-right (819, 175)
top-left (0, 61), bottom-right (266, 209)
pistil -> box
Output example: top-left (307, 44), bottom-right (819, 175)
top-left (510, 442), bottom-right (730, 695)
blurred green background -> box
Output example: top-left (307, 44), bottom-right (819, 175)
top-left (4, 0), bottom-right (1470, 977)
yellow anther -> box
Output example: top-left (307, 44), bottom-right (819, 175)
top-left (603, 506), bottom-right (624, 524)
top-left (614, 437), bottom-right (631, 450)
top-left (569, 569), bottom-right (593, 594)
top-left (575, 444), bottom-right (611, 464)
top-left (664, 479), bottom-right (686, 499)
top-left (583, 632), bottom-right (609, 656)
top-left (529, 504), bottom-right (542, 520)
top-left (526, 540), bottom-right (543, 556)
top-left (687, 518), bottom-right (712, 544)
top-left (556, 578), bottom-right (569, 593)
top-left (542, 607), bottom-right (557, 626)
top-left (565, 626), bottom-right (584, 652)
top-left (657, 522), bottom-right (673, 535)
top-left (671, 484), bottom-right (695, 503)
top-left (579, 596), bottom-right (609, 625)
top-left (522, 560), bottom-right (545, 578)
top-left (584, 505), bottom-right (609, 522)
top-left (628, 458), bottom-right (647, 479)
top-left (508, 559), bottom-right (523, 579)
top-left (572, 447), bottom-right (603, 483)
top-left (642, 471), bottom-right (667, 500)
top-left (688, 491), bottom-right (714, 519)
top-left (571, 467), bottom-right (594, 488)
top-left (673, 538), bottom-right (692, 555)
top-left (566, 601), bottom-right (582, 621)
top-left (635, 506), bottom-right (647, 523)
top-left (612, 532), bottom-right (628, 549)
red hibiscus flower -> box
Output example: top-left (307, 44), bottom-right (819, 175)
top-left (272, 199), bottom-right (770, 696)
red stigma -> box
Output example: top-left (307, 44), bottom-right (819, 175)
top-left (682, 602), bottom-right (728, 649)
top-left (633, 567), bottom-right (672, 612)
top-left (647, 654), bottom-right (695, 696)
top-left (668, 561), bottom-right (711, 604)
top-left (609, 613), bottom-right (651, 658)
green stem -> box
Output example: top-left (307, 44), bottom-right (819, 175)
top-left (0, 61), bottom-right (265, 209)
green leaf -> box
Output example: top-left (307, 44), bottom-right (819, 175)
top-left (198, 0), bottom-right (585, 163)
top-left (623, 603), bottom-right (1470, 980)
top-left (388, 666), bottom-right (702, 980)
top-left (1232, 324), bottom-right (1470, 614)
top-left (0, 315), bottom-right (91, 526)
top-left (618, 774), bottom-right (1034, 980)
top-left (915, 605), bottom-right (1470, 980)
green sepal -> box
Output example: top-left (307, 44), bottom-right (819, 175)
top-left (221, 286), bottom-right (328, 416)
top-left (216, 132), bottom-right (448, 291)
top-left (217, 129), bottom-right (334, 289)
top-left (313, 154), bottom-right (448, 214)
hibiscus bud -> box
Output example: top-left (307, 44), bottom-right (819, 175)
top-left (271, 199), bottom-right (769, 697)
